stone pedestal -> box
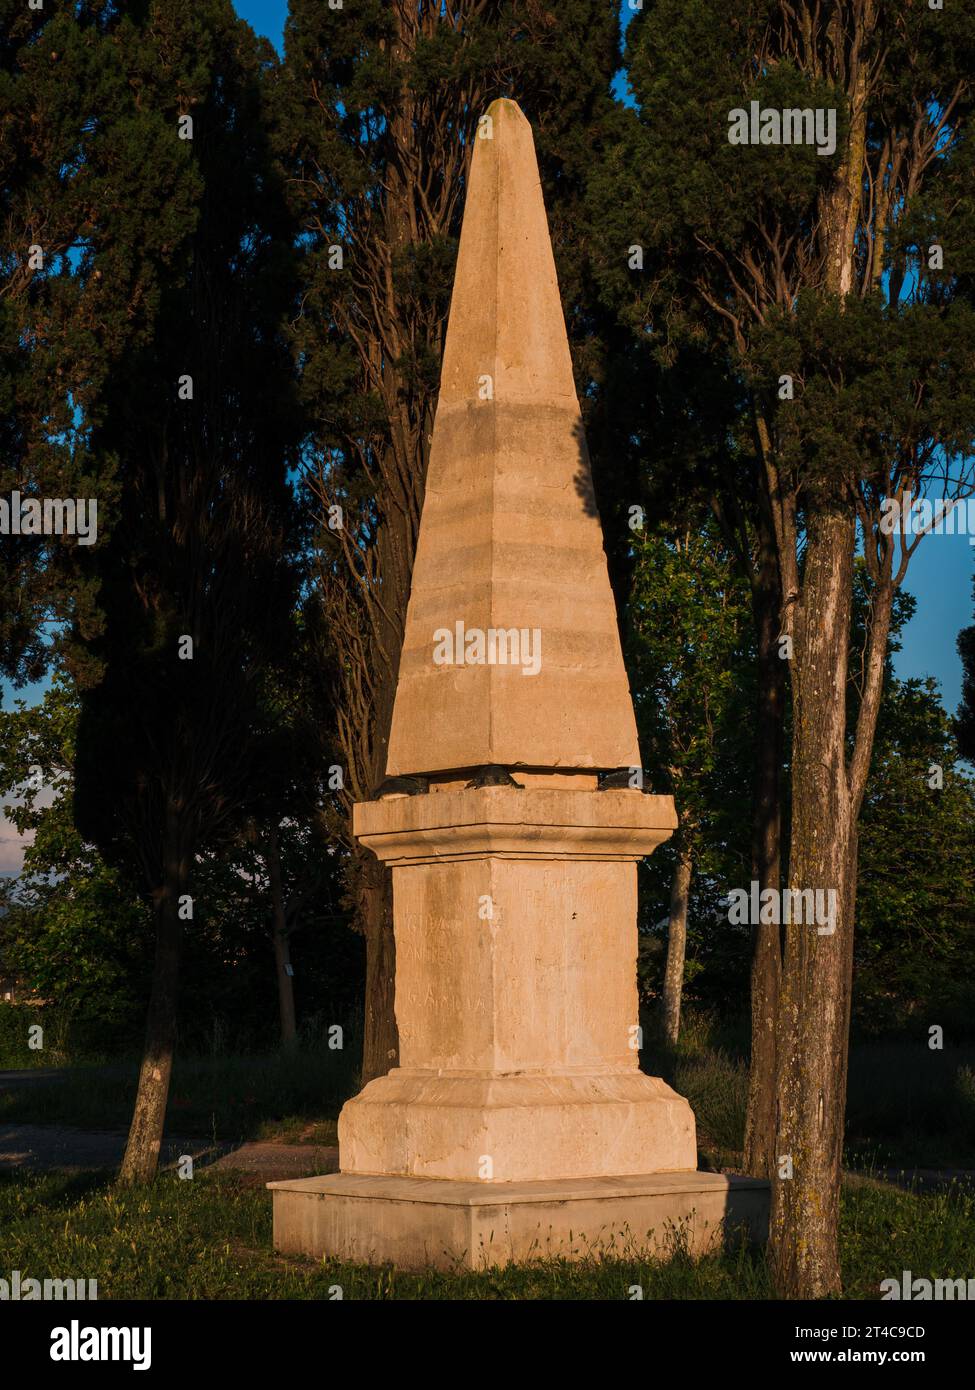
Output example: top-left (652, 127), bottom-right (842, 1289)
top-left (269, 1170), bottom-right (769, 1272)
top-left (270, 786), bottom-right (768, 1266)
top-left (340, 785), bottom-right (694, 1183)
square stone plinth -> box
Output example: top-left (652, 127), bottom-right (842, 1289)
top-left (268, 1171), bottom-right (769, 1271)
top-left (338, 1071), bottom-right (697, 1181)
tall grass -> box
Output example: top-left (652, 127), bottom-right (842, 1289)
top-left (640, 1010), bottom-right (975, 1171)
top-left (0, 1001), bottom-right (104, 1069)
top-left (0, 1167), bottom-right (968, 1300)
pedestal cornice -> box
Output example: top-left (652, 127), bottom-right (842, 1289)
top-left (353, 785), bottom-right (677, 865)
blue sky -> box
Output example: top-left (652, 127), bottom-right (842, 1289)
top-left (233, 0), bottom-right (287, 48)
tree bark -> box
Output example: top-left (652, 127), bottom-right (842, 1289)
top-left (350, 557), bottom-right (404, 1082)
top-left (767, 26), bottom-right (876, 1291)
top-left (662, 844), bottom-right (692, 1047)
top-left (117, 807), bottom-right (187, 1186)
top-left (768, 512), bottom-right (856, 1298)
top-left (743, 534), bottom-right (785, 1178)
top-left (266, 825), bottom-right (297, 1050)
top-left (358, 847), bottom-right (398, 1083)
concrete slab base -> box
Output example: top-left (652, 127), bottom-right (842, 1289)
top-left (268, 1170), bottom-right (769, 1271)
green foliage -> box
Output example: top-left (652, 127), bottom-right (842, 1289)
top-left (1, 0), bottom-right (202, 683)
top-left (628, 523), bottom-right (755, 1007)
top-left (585, 0), bottom-right (975, 1060)
top-left (958, 571), bottom-right (975, 763)
top-left (0, 673), bottom-right (362, 1052)
top-left (746, 294), bottom-right (975, 509)
top-left (629, 523), bottom-right (754, 832)
top-left (856, 677), bottom-right (975, 1037)
top-left (0, 1002), bottom-right (44, 1067)
top-left (69, 1), bottom-right (306, 897)
top-left (5, 0), bottom-right (971, 1072)
top-left (0, 999), bottom-right (111, 1068)
top-left (276, 0), bottom-right (623, 459)
top-left (0, 677), bottom-right (151, 1035)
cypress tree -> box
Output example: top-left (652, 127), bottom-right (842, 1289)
top-left (70, 0), bottom-right (304, 1182)
top-left (1, 0), bottom-right (182, 682)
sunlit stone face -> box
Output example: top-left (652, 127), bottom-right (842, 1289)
top-left (386, 99), bottom-right (640, 780)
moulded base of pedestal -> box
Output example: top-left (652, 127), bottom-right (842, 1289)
top-left (337, 1069), bottom-right (697, 1182)
top-left (268, 1170), bottom-right (769, 1271)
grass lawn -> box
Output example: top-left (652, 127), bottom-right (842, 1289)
top-left (2, 1008), bottom-right (973, 1299)
top-left (1, 1166), bottom-right (972, 1300)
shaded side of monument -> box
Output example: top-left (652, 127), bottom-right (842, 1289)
top-left (269, 99), bottom-right (768, 1270)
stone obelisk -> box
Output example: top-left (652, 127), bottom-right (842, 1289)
top-left (270, 100), bottom-right (767, 1268)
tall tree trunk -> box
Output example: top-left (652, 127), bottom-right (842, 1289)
top-left (351, 11), bottom-right (421, 1085)
top-left (769, 512), bottom-right (856, 1297)
top-left (266, 825), bottom-right (297, 1050)
top-left (743, 537), bottom-right (785, 1178)
top-left (661, 844), bottom-right (692, 1047)
top-left (768, 40), bottom-right (875, 1290)
top-left (118, 808), bottom-right (187, 1186)
top-left (358, 848), bottom-right (398, 1083)
top-left (352, 546), bottom-right (405, 1083)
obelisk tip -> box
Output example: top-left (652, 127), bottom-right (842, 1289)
top-left (485, 97), bottom-right (526, 120)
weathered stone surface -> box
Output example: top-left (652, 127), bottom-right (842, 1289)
top-left (342, 785), bottom-right (696, 1181)
top-left (339, 782), bottom-right (695, 1186)
top-left (269, 1171), bottom-right (769, 1271)
top-left (354, 784), bottom-right (677, 865)
top-left (386, 98), bottom-right (640, 776)
top-left (339, 1072), bottom-right (696, 1183)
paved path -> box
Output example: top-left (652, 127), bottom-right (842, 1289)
top-left (0, 1065), bottom-right (132, 1088)
top-left (209, 1140), bottom-right (339, 1178)
top-left (0, 1124), bottom-right (338, 1179)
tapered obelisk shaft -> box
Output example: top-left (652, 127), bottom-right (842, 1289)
top-left (387, 98), bottom-right (639, 777)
